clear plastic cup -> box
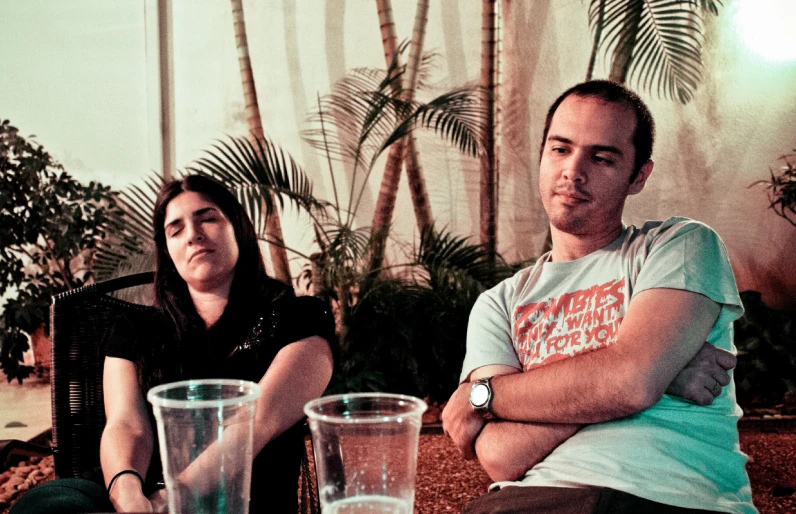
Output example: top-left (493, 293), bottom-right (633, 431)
top-left (304, 393), bottom-right (427, 514)
top-left (147, 379), bottom-right (261, 514)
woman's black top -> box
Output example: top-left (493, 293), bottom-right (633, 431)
top-left (103, 278), bottom-right (335, 512)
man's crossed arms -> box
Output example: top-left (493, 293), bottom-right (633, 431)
top-left (441, 288), bottom-right (737, 482)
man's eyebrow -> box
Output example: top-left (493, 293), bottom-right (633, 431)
top-left (592, 144), bottom-right (624, 156)
top-left (548, 135), bottom-right (624, 156)
top-left (547, 135), bottom-right (572, 145)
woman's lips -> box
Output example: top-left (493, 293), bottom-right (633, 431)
top-left (189, 249), bottom-right (215, 262)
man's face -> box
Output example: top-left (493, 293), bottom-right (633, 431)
top-left (539, 94), bottom-right (650, 236)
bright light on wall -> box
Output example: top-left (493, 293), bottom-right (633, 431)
top-left (736, 0), bottom-right (796, 62)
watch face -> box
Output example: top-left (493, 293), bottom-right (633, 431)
top-left (470, 383), bottom-right (490, 407)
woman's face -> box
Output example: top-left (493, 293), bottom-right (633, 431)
top-left (163, 191), bottom-right (239, 293)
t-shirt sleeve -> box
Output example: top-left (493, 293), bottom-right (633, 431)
top-left (102, 316), bottom-right (141, 362)
top-left (460, 284), bottom-right (522, 383)
top-left (271, 295), bottom-right (336, 356)
top-left (633, 219), bottom-right (744, 334)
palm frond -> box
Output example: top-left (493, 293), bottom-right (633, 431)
top-left (190, 135), bottom-right (326, 237)
top-left (94, 175), bottom-right (161, 280)
top-left (377, 87), bottom-right (488, 164)
top-left (302, 43), bottom-right (446, 172)
top-left (309, 223), bottom-right (374, 290)
top-left (415, 49), bottom-right (441, 91)
top-left (303, 66), bottom-right (405, 168)
top-left (415, 227), bottom-right (512, 289)
top-left (325, 223), bottom-right (373, 267)
top-left (591, 0), bottom-right (722, 103)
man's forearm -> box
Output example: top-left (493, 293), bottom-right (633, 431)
top-left (475, 421), bottom-right (582, 482)
top-left (490, 349), bottom-right (644, 425)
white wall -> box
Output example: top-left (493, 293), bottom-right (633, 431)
top-left (1, 0), bottom-right (150, 190)
top-left (3, 0), bottom-right (795, 307)
top-left (495, 0), bottom-right (796, 308)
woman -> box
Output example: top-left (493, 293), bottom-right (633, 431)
top-left (13, 175), bottom-right (334, 513)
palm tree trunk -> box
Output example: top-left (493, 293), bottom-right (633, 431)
top-left (231, 0), bottom-right (291, 285)
top-left (376, 0), bottom-right (400, 68)
top-left (402, 0), bottom-right (434, 234)
top-left (586, 0), bottom-right (606, 81)
top-left (608, 0), bottom-right (643, 83)
top-left (480, 0), bottom-right (498, 261)
top-left (369, 0), bottom-right (405, 274)
top-left (369, 0), bottom-right (433, 275)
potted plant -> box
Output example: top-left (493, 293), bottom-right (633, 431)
top-left (0, 120), bottom-right (118, 383)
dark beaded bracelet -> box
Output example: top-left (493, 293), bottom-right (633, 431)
top-left (107, 469), bottom-right (144, 495)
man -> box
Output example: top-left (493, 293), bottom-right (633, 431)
top-left (441, 81), bottom-right (756, 513)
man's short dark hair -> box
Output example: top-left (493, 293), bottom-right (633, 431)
top-left (540, 80), bottom-right (655, 182)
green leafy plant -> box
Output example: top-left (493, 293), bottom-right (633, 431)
top-left (734, 291), bottom-right (796, 409)
top-left (750, 147), bottom-right (796, 226)
top-left (0, 120), bottom-right (118, 382)
top-left (328, 229), bottom-right (514, 401)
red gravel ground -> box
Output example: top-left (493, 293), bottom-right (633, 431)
top-left (740, 431), bottom-right (796, 514)
top-left (3, 431), bottom-right (795, 513)
top-left (414, 432), bottom-right (796, 514)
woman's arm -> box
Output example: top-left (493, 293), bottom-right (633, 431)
top-left (178, 335), bottom-right (334, 490)
top-left (100, 356), bottom-right (155, 512)
top-left (250, 335), bottom-right (334, 451)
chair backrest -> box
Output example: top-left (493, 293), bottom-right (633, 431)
top-left (50, 272), bottom-right (155, 479)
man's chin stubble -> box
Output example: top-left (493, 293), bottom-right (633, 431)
top-left (550, 216), bottom-right (587, 235)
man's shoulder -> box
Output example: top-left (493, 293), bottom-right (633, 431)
top-left (621, 217), bottom-right (723, 253)
top-left (633, 216), bottom-right (717, 238)
top-left (475, 258), bottom-right (547, 315)
top-left (486, 257), bottom-right (547, 294)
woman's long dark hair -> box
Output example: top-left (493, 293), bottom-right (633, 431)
top-left (142, 174), bottom-right (273, 388)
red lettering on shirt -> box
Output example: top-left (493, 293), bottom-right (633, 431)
top-left (513, 278), bottom-right (626, 370)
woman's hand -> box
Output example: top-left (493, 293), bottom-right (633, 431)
top-left (148, 488), bottom-right (169, 512)
top-left (109, 475), bottom-right (153, 512)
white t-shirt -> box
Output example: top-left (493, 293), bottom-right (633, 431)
top-left (462, 218), bottom-right (756, 514)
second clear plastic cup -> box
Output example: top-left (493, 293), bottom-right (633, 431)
top-left (304, 393), bottom-right (427, 514)
top-left (147, 379), bottom-right (261, 514)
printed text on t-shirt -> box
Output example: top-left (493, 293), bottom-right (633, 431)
top-left (513, 278), bottom-right (626, 370)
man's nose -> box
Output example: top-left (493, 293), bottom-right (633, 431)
top-left (562, 152), bottom-right (588, 183)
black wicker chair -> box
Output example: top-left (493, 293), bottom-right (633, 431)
top-left (49, 271), bottom-right (320, 512)
top-left (50, 271), bottom-right (154, 479)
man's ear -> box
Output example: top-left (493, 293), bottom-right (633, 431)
top-left (629, 160), bottom-right (654, 195)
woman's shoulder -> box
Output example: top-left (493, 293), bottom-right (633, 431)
top-left (102, 308), bottom-right (167, 360)
top-left (264, 289), bottom-right (336, 348)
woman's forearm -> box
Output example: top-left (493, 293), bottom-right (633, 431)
top-left (177, 336), bottom-right (333, 494)
top-left (100, 422), bottom-right (154, 509)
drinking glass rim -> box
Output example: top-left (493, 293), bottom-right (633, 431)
top-left (147, 378), bottom-right (262, 409)
top-left (304, 392), bottom-right (427, 423)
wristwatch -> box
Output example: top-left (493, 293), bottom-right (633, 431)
top-left (469, 376), bottom-right (495, 419)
